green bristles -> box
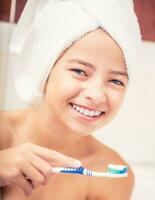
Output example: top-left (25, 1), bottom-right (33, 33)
top-left (108, 164), bottom-right (128, 174)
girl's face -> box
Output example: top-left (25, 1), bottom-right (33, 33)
top-left (43, 28), bottom-right (128, 135)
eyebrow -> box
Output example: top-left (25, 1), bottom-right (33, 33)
top-left (68, 59), bottom-right (95, 70)
top-left (68, 59), bottom-right (129, 80)
top-left (108, 71), bottom-right (129, 80)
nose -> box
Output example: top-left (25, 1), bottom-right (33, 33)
top-left (83, 84), bottom-right (107, 105)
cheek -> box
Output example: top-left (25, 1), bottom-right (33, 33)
top-left (109, 91), bottom-right (126, 113)
top-left (45, 73), bottom-right (80, 104)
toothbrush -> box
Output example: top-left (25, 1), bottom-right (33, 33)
top-left (52, 164), bottom-right (128, 178)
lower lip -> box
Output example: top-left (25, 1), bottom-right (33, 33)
top-left (69, 103), bottom-right (104, 122)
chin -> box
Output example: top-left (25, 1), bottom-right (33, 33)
top-left (66, 122), bottom-right (97, 136)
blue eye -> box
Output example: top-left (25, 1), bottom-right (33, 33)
top-left (110, 79), bottom-right (124, 87)
top-left (71, 68), bottom-right (87, 76)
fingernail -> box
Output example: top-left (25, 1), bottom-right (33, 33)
top-left (73, 160), bottom-right (82, 167)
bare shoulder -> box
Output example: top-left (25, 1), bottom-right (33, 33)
top-left (86, 137), bottom-right (134, 200)
top-left (0, 110), bottom-right (24, 149)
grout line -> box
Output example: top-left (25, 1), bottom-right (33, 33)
top-left (9, 0), bottom-right (17, 23)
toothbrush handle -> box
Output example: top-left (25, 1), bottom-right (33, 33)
top-left (52, 167), bottom-right (85, 175)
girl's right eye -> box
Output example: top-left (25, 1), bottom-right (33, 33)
top-left (70, 68), bottom-right (87, 77)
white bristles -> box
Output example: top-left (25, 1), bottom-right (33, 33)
top-left (91, 172), bottom-right (128, 177)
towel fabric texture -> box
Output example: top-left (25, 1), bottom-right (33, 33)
top-left (10, 0), bottom-right (141, 105)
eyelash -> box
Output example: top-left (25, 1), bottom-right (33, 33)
top-left (70, 68), bottom-right (125, 87)
top-left (109, 79), bottom-right (125, 87)
top-left (70, 68), bottom-right (87, 77)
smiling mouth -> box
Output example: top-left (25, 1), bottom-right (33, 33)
top-left (69, 103), bottom-right (105, 118)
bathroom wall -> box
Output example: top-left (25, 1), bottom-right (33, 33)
top-left (0, 22), bottom-right (13, 108)
top-left (0, 0), bottom-right (16, 108)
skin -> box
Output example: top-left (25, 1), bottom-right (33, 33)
top-left (0, 28), bottom-right (134, 199)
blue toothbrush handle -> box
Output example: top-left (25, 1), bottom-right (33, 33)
top-left (52, 167), bottom-right (93, 176)
top-left (60, 167), bottom-right (85, 174)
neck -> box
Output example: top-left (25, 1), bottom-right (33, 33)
top-left (15, 103), bottom-right (90, 156)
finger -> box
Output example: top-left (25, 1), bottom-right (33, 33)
top-left (28, 152), bottom-right (52, 183)
top-left (26, 143), bottom-right (81, 167)
top-left (20, 163), bottom-right (45, 189)
top-left (12, 174), bottom-right (33, 196)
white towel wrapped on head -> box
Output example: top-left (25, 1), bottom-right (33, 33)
top-left (10, 0), bottom-right (141, 105)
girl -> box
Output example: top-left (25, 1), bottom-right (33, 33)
top-left (0, 0), bottom-right (141, 199)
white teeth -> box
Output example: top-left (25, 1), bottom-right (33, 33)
top-left (84, 110), bottom-right (89, 116)
top-left (79, 108), bottom-right (84, 114)
top-left (72, 104), bottom-right (102, 117)
top-left (95, 111), bottom-right (100, 116)
top-left (90, 111), bottom-right (95, 117)
top-left (76, 106), bottom-right (81, 111)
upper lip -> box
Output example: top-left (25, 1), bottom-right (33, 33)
top-left (70, 103), bottom-right (105, 113)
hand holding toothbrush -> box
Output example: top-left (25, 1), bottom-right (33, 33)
top-left (0, 143), bottom-right (81, 196)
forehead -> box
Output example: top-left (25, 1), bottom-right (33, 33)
top-left (55, 28), bottom-right (126, 70)
top-left (58, 28), bottom-right (124, 61)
